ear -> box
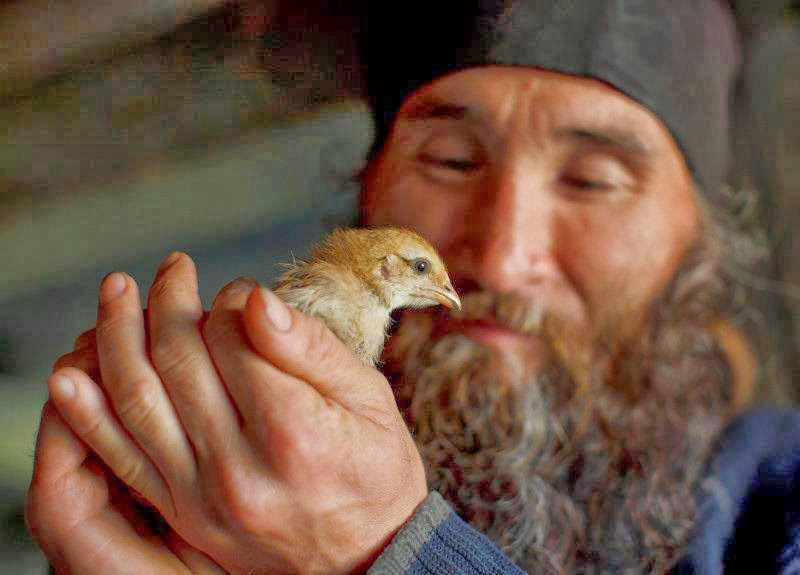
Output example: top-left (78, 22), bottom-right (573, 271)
top-left (380, 254), bottom-right (404, 280)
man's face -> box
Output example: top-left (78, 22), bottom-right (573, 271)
top-left (361, 66), bottom-right (699, 371)
top-left (361, 67), bottom-right (728, 572)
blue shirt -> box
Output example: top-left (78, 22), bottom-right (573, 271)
top-left (370, 407), bottom-right (800, 574)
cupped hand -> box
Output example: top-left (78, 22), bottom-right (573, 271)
top-left (27, 402), bottom-right (225, 575)
top-left (32, 253), bottom-right (428, 575)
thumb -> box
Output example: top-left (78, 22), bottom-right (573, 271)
top-left (243, 286), bottom-right (394, 414)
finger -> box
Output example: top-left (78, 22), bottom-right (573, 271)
top-left (203, 278), bottom-right (320, 429)
top-left (95, 272), bottom-right (196, 485)
top-left (74, 328), bottom-right (96, 351)
top-left (28, 405), bottom-right (191, 575)
top-left (166, 531), bottom-right (228, 574)
top-left (244, 287), bottom-right (391, 413)
top-left (61, 505), bottom-right (193, 575)
top-left (28, 402), bottom-right (98, 567)
top-left (27, 405), bottom-right (121, 560)
top-left (47, 367), bottom-right (173, 517)
top-left (29, 402), bottom-right (90, 495)
top-left (53, 346), bottom-right (100, 381)
top-left (147, 252), bottom-right (241, 467)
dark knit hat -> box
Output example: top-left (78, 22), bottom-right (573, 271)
top-left (361, 0), bottom-right (740, 197)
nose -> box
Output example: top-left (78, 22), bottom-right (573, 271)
top-left (469, 164), bottom-right (558, 293)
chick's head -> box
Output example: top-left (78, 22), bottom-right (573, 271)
top-left (362, 227), bottom-right (461, 312)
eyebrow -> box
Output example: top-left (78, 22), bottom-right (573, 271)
top-left (402, 97), bottom-right (653, 156)
top-left (553, 127), bottom-right (651, 156)
top-left (402, 97), bottom-right (471, 122)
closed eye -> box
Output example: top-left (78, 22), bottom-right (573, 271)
top-left (560, 175), bottom-right (613, 191)
top-left (420, 153), bottom-right (480, 172)
top-left (559, 153), bottom-right (636, 195)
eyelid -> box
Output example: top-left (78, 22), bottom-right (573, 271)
top-left (561, 153), bottom-right (636, 191)
top-left (560, 175), bottom-right (613, 190)
top-left (419, 153), bottom-right (480, 171)
top-left (418, 130), bottom-right (484, 163)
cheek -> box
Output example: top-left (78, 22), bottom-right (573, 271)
top-left (362, 158), bottom-right (472, 250)
top-left (558, 194), bottom-right (698, 327)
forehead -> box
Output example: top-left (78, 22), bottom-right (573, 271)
top-left (395, 66), bottom-right (681, 158)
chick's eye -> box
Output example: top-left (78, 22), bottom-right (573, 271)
top-left (412, 258), bottom-right (430, 274)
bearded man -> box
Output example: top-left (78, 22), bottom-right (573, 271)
top-left (26, 1), bottom-right (800, 574)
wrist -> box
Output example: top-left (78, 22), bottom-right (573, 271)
top-left (351, 488), bottom-right (429, 574)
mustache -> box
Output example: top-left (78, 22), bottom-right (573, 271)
top-left (438, 283), bottom-right (595, 390)
top-left (453, 290), bottom-right (546, 335)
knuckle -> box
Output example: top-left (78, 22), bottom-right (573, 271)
top-left (150, 331), bottom-right (198, 378)
top-left (363, 403), bottom-right (399, 432)
top-left (215, 468), bottom-right (266, 535)
top-left (113, 452), bottom-right (149, 491)
top-left (24, 490), bottom-right (48, 538)
top-left (212, 277), bottom-right (259, 309)
top-left (52, 352), bottom-right (76, 372)
top-left (203, 309), bottom-right (245, 349)
top-left (284, 426), bottom-right (321, 463)
top-left (96, 312), bottom-right (138, 340)
top-left (147, 273), bottom-right (183, 305)
top-left (270, 410), bottom-right (328, 469)
top-left (74, 406), bottom-right (105, 442)
top-left (304, 320), bottom-right (341, 367)
top-left (53, 349), bottom-right (97, 375)
top-left (26, 475), bottom-right (86, 544)
top-left (148, 270), bottom-right (199, 310)
top-left (73, 329), bottom-right (96, 350)
top-left (226, 495), bottom-right (266, 537)
top-left (153, 344), bottom-right (201, 390)
top-left (113, 378), bottom-right (162, 432)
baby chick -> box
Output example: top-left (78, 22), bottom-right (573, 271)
top-left (273, 226), bottom-right (461, 367)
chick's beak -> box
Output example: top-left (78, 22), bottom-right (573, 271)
top-left (426, 280), bottom-right (461, 311)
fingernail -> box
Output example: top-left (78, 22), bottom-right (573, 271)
top-left (49, 372), bottom-right (75, 401)
top-left (261, 287), bottom-right (292, 332)
top-left (157, 251), bottom-right (181, 274)
top-left (100, 273), bottom-right (127, 303)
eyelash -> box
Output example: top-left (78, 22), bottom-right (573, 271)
top-left (419, 153), bottom-right (480, 172)
top-left (560, 175), bottom-right (613, 191)
top-left (419, 153), bottom-right (623, 192)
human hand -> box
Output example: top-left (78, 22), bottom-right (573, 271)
top-left (27, 300), bottom-right (226, 574)
top-left (36, 253), bottom-right (428, 574)
top-left (26, 403), bottom-right (225, 575)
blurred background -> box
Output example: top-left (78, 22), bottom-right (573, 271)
top-left (0, 1), bottom-right (797, 572)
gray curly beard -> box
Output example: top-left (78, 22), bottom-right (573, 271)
top-left (383, 236), bottom-right (731, 574)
